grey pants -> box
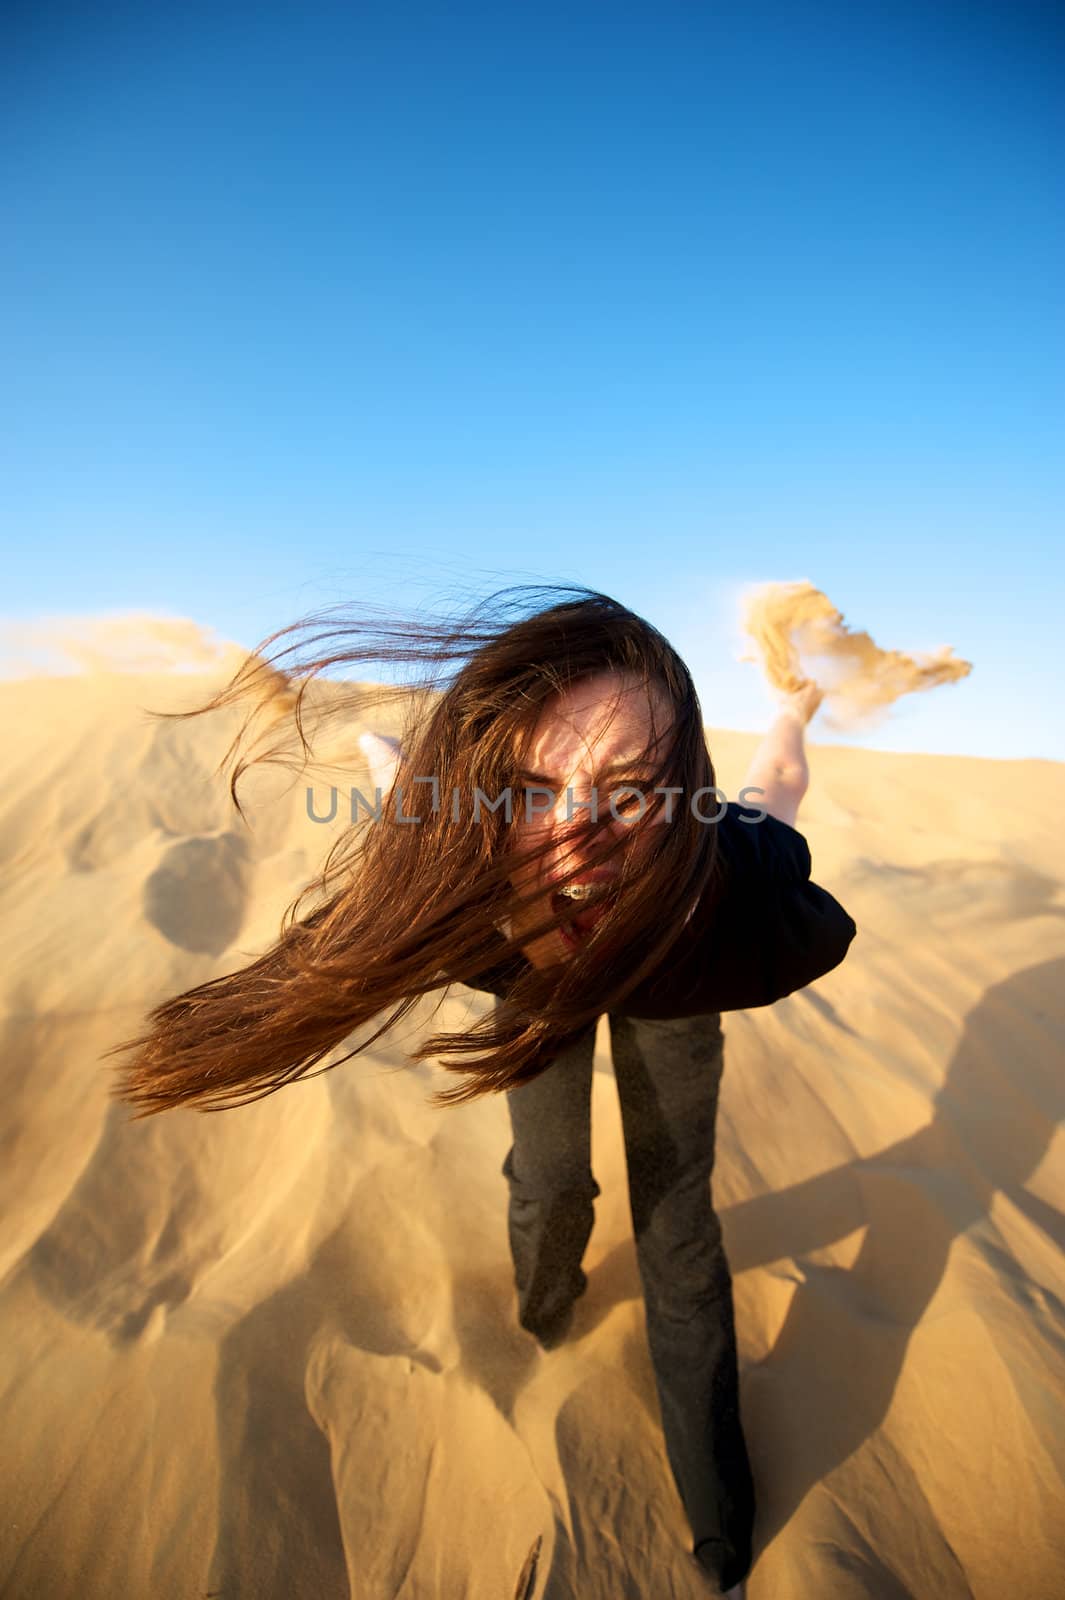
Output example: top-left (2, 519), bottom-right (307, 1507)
top-left (501, 1011), bottom-right (754, 1591)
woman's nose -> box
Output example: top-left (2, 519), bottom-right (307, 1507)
top-left (546, 780), bottom-right (628, 838)
top-left (548, 777), bottom-right (595, 827)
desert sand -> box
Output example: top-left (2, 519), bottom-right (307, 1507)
top-left (1, 645), bottom-right (1063, 1600)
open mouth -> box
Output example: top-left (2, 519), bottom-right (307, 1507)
top-left (550, 882), bottom-right (618, 949)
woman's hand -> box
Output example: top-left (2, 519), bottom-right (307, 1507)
top-left (778, 679), bottom-right (823, 725)
top-left (357, 732), bottom-right (403, 795)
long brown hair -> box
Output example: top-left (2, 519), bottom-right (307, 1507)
top-left (113, 587), bottom-right (721, 1115)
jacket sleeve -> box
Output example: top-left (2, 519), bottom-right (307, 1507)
top-left (756, 828), bottom-right (857, 1004)
top-left (624, 807), bottom-right (856, 1018)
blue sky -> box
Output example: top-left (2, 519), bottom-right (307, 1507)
top-left (4, 0), bottom-right (1063, 757)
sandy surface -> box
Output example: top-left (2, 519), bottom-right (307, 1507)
top-left (1, 663), bottom-right (1063, 1600)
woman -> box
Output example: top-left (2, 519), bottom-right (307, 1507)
top-left (117, 588), bottom-right (855, 1597)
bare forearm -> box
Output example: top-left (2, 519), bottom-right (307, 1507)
top-left (741, 685), bottom-right (821, 829)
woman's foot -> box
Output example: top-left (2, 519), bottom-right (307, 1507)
top-left (516, 1271), bottom-right (587, 1350)
top-left (693, 1541), bottom-right (748, 1597)
top-left (532, 1301), bottom-right (576, 1350)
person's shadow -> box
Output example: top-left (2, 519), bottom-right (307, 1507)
top-left (566, 950), bottom-right (1064, 1589)
top-left (722, 954), bottom-right (1065, 1557)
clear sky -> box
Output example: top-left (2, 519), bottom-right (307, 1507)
top-left (4, 1), bottom-right (1063, 757)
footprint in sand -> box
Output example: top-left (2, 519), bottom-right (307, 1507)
top-left (142, 831), bottom-right (250, 955)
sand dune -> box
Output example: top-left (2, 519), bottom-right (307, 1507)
top-left (1, 659), bottom-right (1064, 1599)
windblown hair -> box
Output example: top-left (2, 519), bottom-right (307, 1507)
top-left (113, 586), bottom-right (721, 1115)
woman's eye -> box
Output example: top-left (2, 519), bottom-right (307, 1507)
top-left (517, 784), bottom-right (556, 818)
top-left (609, 783), bottom-right (652, 811)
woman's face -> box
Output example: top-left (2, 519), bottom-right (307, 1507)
top-left (508, 669), bottom-right (674, 968)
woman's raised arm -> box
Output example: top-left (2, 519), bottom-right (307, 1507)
top-left (739, 681), bottom-right (822, 829)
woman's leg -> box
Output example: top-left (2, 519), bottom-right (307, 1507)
top-left (501, 1015), bottom-right (600, 1346)
top-left (609, 1011), bottom-right (754, 1593)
